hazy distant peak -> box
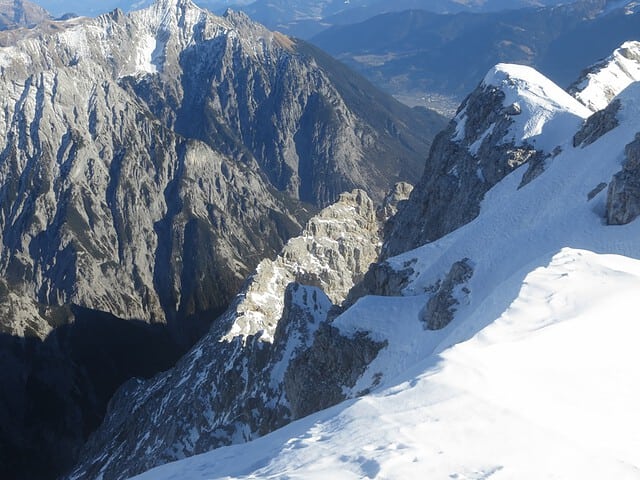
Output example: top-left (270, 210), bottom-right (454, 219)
top-left (0, 0), bottom-right (52, 30)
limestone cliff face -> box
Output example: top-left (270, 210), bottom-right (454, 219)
top-left (227, 189), bottom-right (380, 342)
top-left (0, 0), bottom-right (440, 339)
top-left (68, 190), bottom-right (385, 480)
top-left (0, 3), bottom-right (305, 342)
top-left (0, 65), bottom-right (298, 341)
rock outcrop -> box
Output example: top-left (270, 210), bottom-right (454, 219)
top-left (573, 99), bottom-right (620, 147)
top-left (377, 181), bottom-right (413, 222)
top-left (284, 322), bottom-right (383, 418)
top-left (607, 132), bottom-right (640, 225)
top-left (421, 259), bottom-right (473, 330)
top-left (67, 190), bottom-right (385, 480)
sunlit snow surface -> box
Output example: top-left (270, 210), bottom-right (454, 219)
top-left (132, 251), bottom-right (640, 479)
top-left (480, 63), bottom-right (590, 152)
top-left (131, 71), bottom-right (640, 479)
top-left (573, 41), bottom-right (640, 112)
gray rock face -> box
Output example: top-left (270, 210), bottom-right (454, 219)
top-left (382, 83), bottom-right (546, 258)
top-left (0, 4), bottom-right (306, 344)
top-left (421, 259), bottom-right (473, 330)
top-left (574, 99), bottom-right (621, 147)
top-left (377, 181), bottom-right (413, 222)
top-left (280, 189), bottom-right (380, 304)
top-left (284, 323), bottom-right (384, 419)
top-left (607, 133), bottom-right (640, 225)
top-left (0, 0), bottom-right (439, 340)
top-left (346, 259), bottom-right (415, 304)
top-left (0, 277), bottom-right (68, 338)
top-left (67, 190), bottom-right (385, 480)
top-left (213, 188), bottom-right (381, 346)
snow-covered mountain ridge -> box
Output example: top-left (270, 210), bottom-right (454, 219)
top-left (571, 40), bottom-right (640, 112)
top-left (383, 62), bottom-right (591, 257)
top-left (108, 49), bottom-right (640, 479)
top-left (478, 64), bottom-right (591, 151)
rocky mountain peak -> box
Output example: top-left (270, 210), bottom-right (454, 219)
top-left (382, 64), bottom-right (590, 258)
top-left (142, 0), bottom-right (200, 17)
top-left (476, 63), bottom-right (591, 152)
top-left (118, 0), bottom-right (439, 206)
top-left (126, 0), bottom-right (208, 74)
top-left (227, 188), bottom-right (380, 344)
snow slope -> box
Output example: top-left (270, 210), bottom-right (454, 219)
top-left (133, 250), bottom-right (640, 480)
top-left (130, 71), bottom-right (640, 479)
top-left (572, 41), bottom-right (640, 112)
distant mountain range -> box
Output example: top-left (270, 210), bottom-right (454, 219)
top-left (8, 0), bottom-right (252, 17)
top-left (311, 0), bottom-right (640, 114)
top-left (21, 0), bottom-right (572, 31)
top-left (13, 1), bottom-right (640, 117)
top-left (224, 0), bottom-right (574, 38)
